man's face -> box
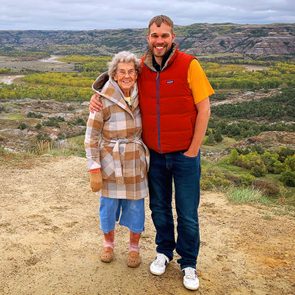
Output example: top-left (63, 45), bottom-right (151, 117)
top-left (147, 22), bottom-right (175, 61)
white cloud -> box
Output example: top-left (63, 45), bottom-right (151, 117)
top-left (0, 0), bottom-right (294, 30)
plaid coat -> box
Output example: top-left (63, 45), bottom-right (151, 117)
top-left (85, 73), bottom-right (149, 200)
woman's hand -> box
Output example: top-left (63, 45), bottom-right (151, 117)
top-left (89, 93), bottom-right (103, 112)
top-left (90, 170), bottom-right (102, 192)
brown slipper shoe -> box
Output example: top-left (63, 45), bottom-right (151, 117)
top-left (127, 251), bottom-right (141, 268)
top-left (100, 247), bottom-right (114, 263)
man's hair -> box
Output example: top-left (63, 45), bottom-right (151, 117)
top-left (148, 15), bottom-right (174, 33)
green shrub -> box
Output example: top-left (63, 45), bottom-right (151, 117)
top-left (226, 173), bottom-right (255, 186)
top-left (272, 160), bottom-right (285, 174)
top-left (237, 144), bottom-right (265, 155)
top-left (227, 147), bottom-right (292, 177)
top-left (211, 93), bottom-right (227, 101)
top-left (201, 169), bottom-right (232, 190)
top-left (284, 155), bottom-right (295, 171)
top-left (213, 128), bottom-right (223, 143)
top-left (27, 111), bottom-right (43, 118)
top-left (35, 123), bottom-right (42, 130)
top-left (228, 149), bottom-right (239, 164)
top-left (204, 132), bottom-right (215, 145)
top-left (235, 152), bottom-right (267, 176)
top-left (251, 164), bottom-right (268, 177)
top-left (280, 171), bottom-right (295, 187)
top-left (278, 147), bottom-right (294, 162)
top-left (18, 123), bottom-right (28, 130)
top-left (58, 133), bottom-right (66, 140)
top-left (261, 151), bottom-right (279, 173)
top-left (73, 117), bottom-right (86, 126)
top-left (42, 116), bottom-right (65, 128)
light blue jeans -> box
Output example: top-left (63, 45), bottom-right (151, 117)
top-left (99, 197), bottom-right (145, 234)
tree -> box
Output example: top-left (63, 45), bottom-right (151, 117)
top-left (214, 128), bottom-right (223, 143)
top-left (205, 131), bottom-right (215, 145)
top-left (228, 149), bottom-right (239, 164)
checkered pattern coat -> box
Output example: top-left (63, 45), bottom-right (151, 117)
top-left (85, 73), bottom-right (149, 200)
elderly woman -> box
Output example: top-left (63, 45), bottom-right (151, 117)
top-left (84, 51), bottom-right (149, 268)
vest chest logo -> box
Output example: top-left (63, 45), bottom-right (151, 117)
top-left (166, 80), bottom-right (174, 84)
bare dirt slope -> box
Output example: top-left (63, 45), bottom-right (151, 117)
top-left (0, 156), bottom-right (294, 295)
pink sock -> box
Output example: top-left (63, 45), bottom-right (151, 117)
top-left (103, 240), bottom-right (114, 249)
top-left (129, 244), bottom-right (139, 252)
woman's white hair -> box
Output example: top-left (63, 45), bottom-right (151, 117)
top-left (108, 51), bottom-right (141, 79)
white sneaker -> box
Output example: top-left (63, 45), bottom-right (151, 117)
top-left (149, 253), bottom-right (169, 275)
top-left (182, 267), bottom-right (199, 290)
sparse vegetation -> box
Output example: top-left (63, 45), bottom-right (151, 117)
top-left (226, 187), bottom-right (270, 205)
top-left (212, 87), bottom-right (295, 121)
top-left (27, 111), bottom-right (43, 118)
top-left (201, 142), bottom-right (295, 207)
top-left (42, 116), bottom-right (65, 128)
top-left (0, 26), bottom-right (294, 210)
top-left (0, 67), bottom-right (11, 74)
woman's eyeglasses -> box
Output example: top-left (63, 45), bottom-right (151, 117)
top-left (116, 69), bottom-right (137, 77)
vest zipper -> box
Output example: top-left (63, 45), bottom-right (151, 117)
top-left (156, 71), bottom-right (162, 153)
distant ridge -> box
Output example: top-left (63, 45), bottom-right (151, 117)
top-left (0, 23), bottom-right (294, 57)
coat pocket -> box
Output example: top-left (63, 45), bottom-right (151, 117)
top-left (100, 146), bottom-right (116, 180)
top-left (122, 149), bottom-right (139, 178)
top-left (122, 145), bottom-right (147, 179)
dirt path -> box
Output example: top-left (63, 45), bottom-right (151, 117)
top-left (0, 156), bottom-right (294, 295)
top-left (38, 55), bottom-right (65, 63)
top-left (0, 75), bottom-right (25, 84)
top-left (211, 89), bottom-right (279, 107)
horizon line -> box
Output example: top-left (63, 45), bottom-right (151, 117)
top-left (1, 22), bottom-right (295, 32)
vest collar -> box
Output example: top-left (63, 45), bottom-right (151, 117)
top-left (143, 43), bottom-right (178, 72)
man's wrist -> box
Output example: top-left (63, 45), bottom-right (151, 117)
top-left (185, 147), bottom-right (200, 156)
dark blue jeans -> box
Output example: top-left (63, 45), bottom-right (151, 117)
top-left (148, 149), bottom-right (201, 269)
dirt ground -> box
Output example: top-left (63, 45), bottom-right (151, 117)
top-left (0, 55), bottom-right (74, 73)
top-left (0, 156), bottom-right (294, 295)
top-left (0, 75), bottom-right (25, 85)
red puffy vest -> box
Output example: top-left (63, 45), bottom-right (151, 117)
top-left (138, 50), bottom-right (197, 153)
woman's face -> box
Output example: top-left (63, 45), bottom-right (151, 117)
top-left (114, 62), bottom-right (137, 95)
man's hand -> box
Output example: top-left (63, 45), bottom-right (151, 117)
top-left (89, 93), bottom-right (103, 112)
top-left (90, 170), bottom-right (102, 192)
top-left (183, 150), bottom-right (198, 158)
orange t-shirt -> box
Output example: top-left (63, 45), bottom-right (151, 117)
top-left (187, 59), bottom-right (214, 104)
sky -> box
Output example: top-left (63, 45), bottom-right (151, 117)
top-left (0, 0), bottom-right (294, 30)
